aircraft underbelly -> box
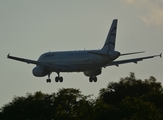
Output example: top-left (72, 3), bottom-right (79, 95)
top-left (40, 53), bottom-right (113, 72)
top-left (74, 63), bottom-right (105, 71)
top-left (50, 59), bottom-right (111, 72)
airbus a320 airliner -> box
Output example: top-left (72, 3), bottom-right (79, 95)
top-left (7, 19), bottom-right (162, 83)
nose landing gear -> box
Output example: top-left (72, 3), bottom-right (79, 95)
top-left (46, 74), bottom-right (51, 83)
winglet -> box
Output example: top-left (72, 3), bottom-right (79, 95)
top-left (7, 53), bottom-right (10, 58)
top-left (160, 53), bottom-right (162, 58)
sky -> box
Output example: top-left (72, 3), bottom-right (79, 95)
top-left (0, 0), bottom-right (163, 107)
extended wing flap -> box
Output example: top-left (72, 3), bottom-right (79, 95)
top-left (108, 54), bottom-right (162, 67)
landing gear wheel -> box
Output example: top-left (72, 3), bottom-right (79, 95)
top-left (55, 76), bottom-right (63, 82)
top-left (60, 77), bottom-right (63, 82)
top-left (46, 79), bottom-right (51, 83)
top-left (55, 77), bottom-right (59, 82)
top-left (55, 72), bottom-right (63, 83)
top-left (94, 77), bottom-right (97, 82)
top-left (89, 77), bottom-right (93, 82)
top-left (46, 73), bottom-right (51, 83)
top-left (89, 76), bottom-right (97, 82)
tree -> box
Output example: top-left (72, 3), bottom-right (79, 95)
top-left (93, 96), bottom-right (162, 120)
top-left (1, 73), bottom-right (163, 119)
top-left (98, 72), bottom-right (163, 119)
top-left (1, 88), bottom-right (93, 120)
top-left (51, 88), bottom-right (93, 120)
top-left (99, 72), bottom-right (163, 104)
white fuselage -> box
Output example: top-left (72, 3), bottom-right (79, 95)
top-left (37, 50), bottom-right (119, 72)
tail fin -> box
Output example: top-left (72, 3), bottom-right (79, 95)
top-left (101, 19), bottom-right (118, 51)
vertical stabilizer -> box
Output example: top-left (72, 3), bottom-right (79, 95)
top-left (101, 19), bottom-right (118, 51)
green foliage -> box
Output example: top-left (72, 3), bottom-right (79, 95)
top-left (113, 97), bottom-right (162, 120)
top-left (1, 73), bottom-right (163, 120)
top-left (99, 72), bottom-right (163, 104)
top-left (1, 89), bottom-right (93, 120)
top-left (93, 96), bottom-right (162, 120)
top-left (98, 72), bottom-right (163, 119)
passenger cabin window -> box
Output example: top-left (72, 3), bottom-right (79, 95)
top-left (68, 53), bottom-right (79, 57)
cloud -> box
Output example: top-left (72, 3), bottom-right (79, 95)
top-left (124, 0), bottom-right (163, 26)
top-left (141, 7), bottom-right (163, 26)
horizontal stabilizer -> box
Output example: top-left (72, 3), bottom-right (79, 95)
top-left (121, 51), bottom-right (145, 56)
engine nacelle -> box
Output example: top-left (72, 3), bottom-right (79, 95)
top-left (32, 66), bottom-right (49, 77)
top-left (83, 69), bottom-right (102, 77)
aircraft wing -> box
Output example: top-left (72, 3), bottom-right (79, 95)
top-left (7, 54), bottom-right (78, 71)
top-left (108, 53), bottom-right (162, 67)
top-left (7, 54), bottom-right (41, 65)
top-left (7, 54), bottom-right (55, 68)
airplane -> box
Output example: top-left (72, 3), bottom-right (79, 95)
top-left (7, 19), bottom-right (162, 83)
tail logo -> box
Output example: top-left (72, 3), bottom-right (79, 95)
top-left (104, 26), bottom-right (117, 48)
top-left (101, 19), bottom-right (118, 51)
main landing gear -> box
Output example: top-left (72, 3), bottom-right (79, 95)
top-left (55, 76), bottom-right (63, 82)
top-left (46, 74), bottom-right (51, 83)
top-left (89, 76), bottom-right (97, 82)
top-left (46, 72), bottom-right (63, 83)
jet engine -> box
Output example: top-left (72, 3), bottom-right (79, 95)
top-left (32, 66), bottom-right (49, 77)
top-left (83, 69), bottom-right (102, 77)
